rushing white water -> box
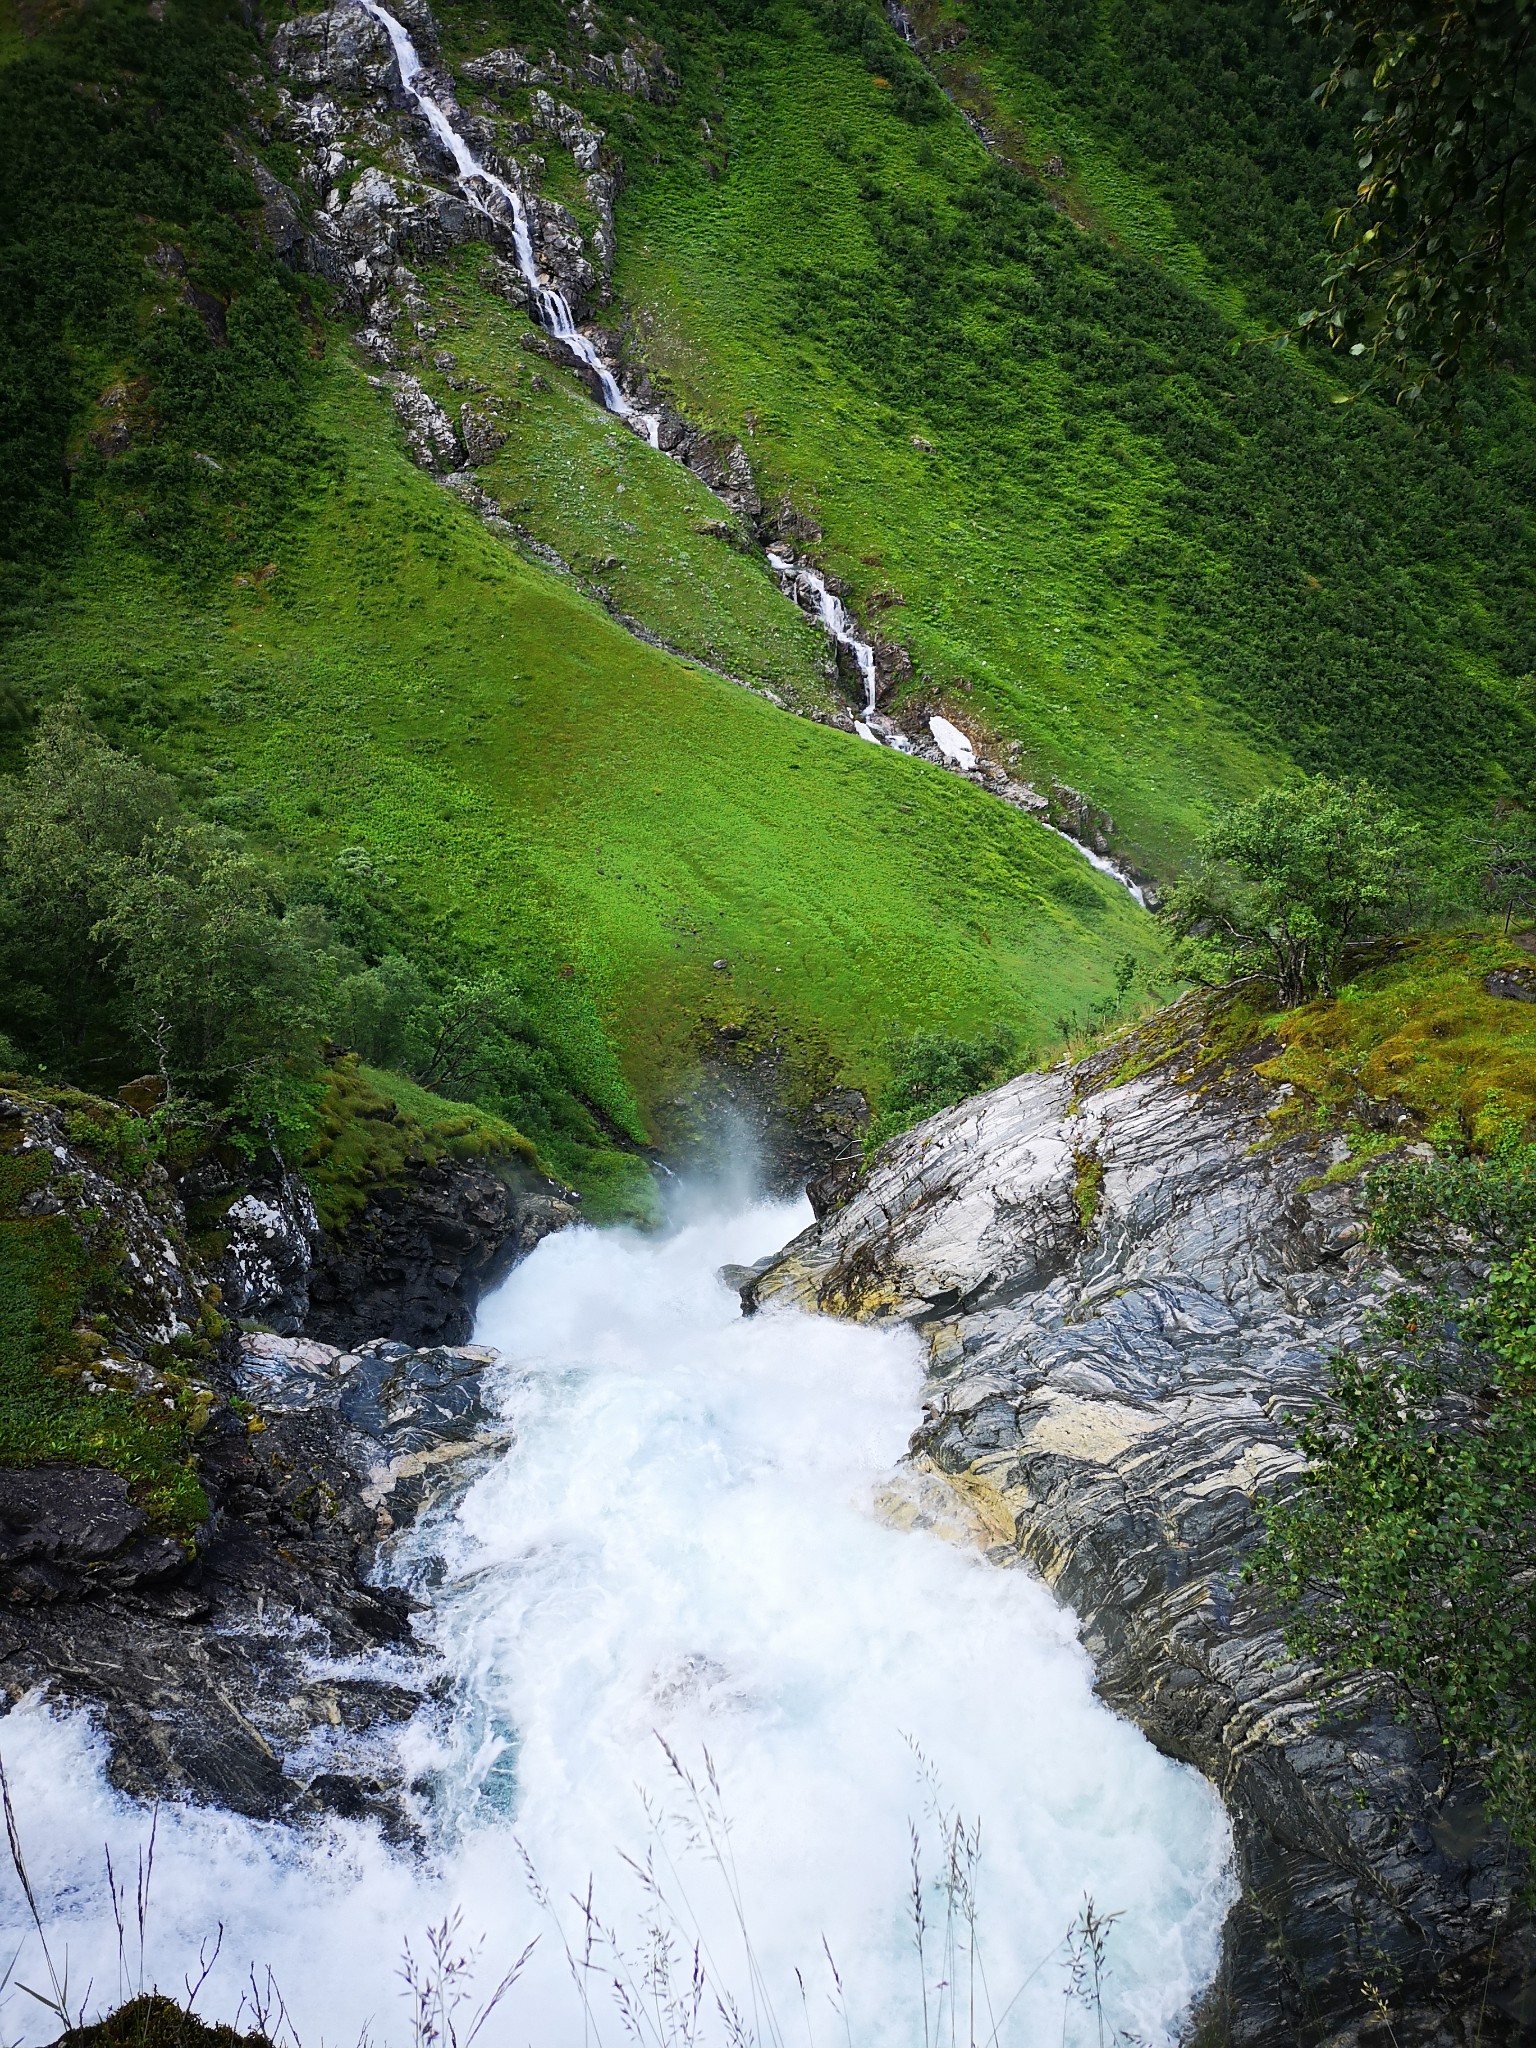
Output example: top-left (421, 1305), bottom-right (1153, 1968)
top-left (766, 551), bottom-right (881, 722)
top-left (1042, 824), bottom-right (1150, 909)
top-left (0, 1194), bottom-right (1232, 2048)
top-left (359, 0), bottom-right (658, 441)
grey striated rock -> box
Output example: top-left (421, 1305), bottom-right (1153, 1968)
top-left (220, 1173), bottom-right (320, 1334)
top-left (749, 998), bottom-right (1536, 2044)
top-left (305, 1157), bottom-right (578, 1349)
top-left (235, 1330), bottom-right (506, 1520)
top-left (0, 1468), bottom-right (185, 1605)
top-left (388, 370), bottom-right (464, 469)
top-left (246, 157), bottom-right (306, 263)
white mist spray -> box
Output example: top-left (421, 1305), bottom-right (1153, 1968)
top-left (0, 1196), bottom-right (1231, 2048)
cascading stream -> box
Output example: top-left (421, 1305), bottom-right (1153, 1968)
top-left (0, 1191), bottom-right (1234, 2048)
top-left (359, 0), bottom-right (658, 440)
top-left (765, 551), bottom-right (895, 745)
top-left (356, 0), bottom-right (1147, 903)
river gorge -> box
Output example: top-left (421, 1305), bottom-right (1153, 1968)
top-left (0, 1182), bottom-right (1231, 2047)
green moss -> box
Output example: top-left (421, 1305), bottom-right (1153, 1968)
top-left (302, 1055), bottom-right (541, 1233)
top-left (55, 1995), bottom-right (262, 2048)
top-left (1258, 933), bottom-right (1536, 1146)
top-left (0, 1114), bottom-right (208, 1534)
top-left (1072, 1145), bottom-right (1104, 1230)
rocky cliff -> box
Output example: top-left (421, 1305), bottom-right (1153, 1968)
top-left (0, 1079), bottom-right (575, 1822)
top-left (748, 994), bottom-right (1534, 2046)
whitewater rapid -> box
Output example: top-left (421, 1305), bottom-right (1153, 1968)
top-left (0, 1192), bottom-right (1232, 2048)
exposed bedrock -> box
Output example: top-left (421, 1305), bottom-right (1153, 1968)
top-left (305, 1158), bottom-right (578, 1349)
top-left (748, 997), bottom-right (1535, 2045)
top-left (0, 1333), bottom-right (510, 1829)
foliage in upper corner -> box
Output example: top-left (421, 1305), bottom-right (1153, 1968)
top-left (1292, 0), bottom-right (1536, 399)
top-left (1160, 777), bottom-right (1429, 1005)
top-left (0, 0), bottom-right (330, 613)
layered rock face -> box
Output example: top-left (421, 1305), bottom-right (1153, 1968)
top-left (0, 1332), bottom-right (509, 1829)
top-left (306, 1160), bottom-right (577, 1347)
top-left (749, 1001), bottom-right (1533, 2045)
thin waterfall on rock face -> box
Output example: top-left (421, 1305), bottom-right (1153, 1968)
top-left (0, 1192), bottom-right (1234, 2048)
top-left (764, 550), bottom-right (903, 746)
top-left (1041, 822), bottom-right (1151, 908)
top-left (354, 0), bottom-right (1149, 902)
top-left (358, 0), bottom-right (658, 439)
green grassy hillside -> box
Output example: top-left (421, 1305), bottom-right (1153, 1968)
top-left (1, 0), bottom-right (1532, 1209)
top-left (598, 0), bottom-right (1535, 844)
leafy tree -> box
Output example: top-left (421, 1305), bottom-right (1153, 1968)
top-left (95, 821), bottom-right (335, 1132)
top-left (0, 696), bottom-right (334, 1129)
top-left (0, 695), bottom-right (176, 1064)
top-left (1251, 1241), bottom-right (1536, 1855)
top-left (864, 1025), bottom-right (1017, 1151)
top-left (1161, 778), bottom-right (1425, 1005)
top-left (1293, 0), bottom-right (1536, 396)
top-left (889, 1025), bottom-right (1017, 1114)
top-left (1460, 800), bottom-right (1536, 931)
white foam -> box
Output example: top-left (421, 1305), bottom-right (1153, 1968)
top-left (0, 1197), bottom-right (1232, 2048)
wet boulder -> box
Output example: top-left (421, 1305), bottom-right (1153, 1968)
top-left (271, 3), bottom-right (398, 97)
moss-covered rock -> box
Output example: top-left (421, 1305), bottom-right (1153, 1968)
top-left (0, 1084), bottom-right (219, 1535)
top-left (50, 1995), bottom-right (266, 2048)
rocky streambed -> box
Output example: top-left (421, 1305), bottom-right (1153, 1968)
top-left (6, 1006), bottom-right (1532, 2045)
top-left (746, 996), bottom-right (1535, 2043)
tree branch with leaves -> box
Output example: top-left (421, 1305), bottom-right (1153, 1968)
top-left (1294, 0), bottom-right (1536, 397)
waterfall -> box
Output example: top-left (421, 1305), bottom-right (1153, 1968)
top-left (765, 551), bottom-right (882, 739)
top-left (0, 1192), bottom-right (1234, 2048)
top-left (354, 0), bottom-right (1149, 906)
top-left (358, 0), bottom-right (658, 442)
top-left (1043, 824), bottom-right (1150, 908)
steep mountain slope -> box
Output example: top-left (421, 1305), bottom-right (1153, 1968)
top-left (607, 0), bottom-right (1536, 845)
top-left (1, 0), bottom-right (1532, 1207)
top-left (0, 0), bottom-right (1159, 1210)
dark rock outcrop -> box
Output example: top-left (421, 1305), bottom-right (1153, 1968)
top-left (0, 1468), bottom-right (185, 1605)
top-left (0, 1332), bottom-right (509, 1827)
top-left (180, 1152), bottom-right (321, 1335)
top-left (304, 1157), bottom-right (577, 1348)
top-left (0, 1079), bottom-right (573, 1825)
top-left (749, 1000), bottom-right (1536, 2045)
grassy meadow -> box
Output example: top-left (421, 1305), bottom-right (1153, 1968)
top-left (2, 0), bottom-right (1533, 1205)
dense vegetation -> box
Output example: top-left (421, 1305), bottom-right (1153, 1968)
top-left (1161, 778), bottom-right (1425, 1004)
top-left (1252, 1136), bottom-right (1536, 1872)
top-left (605, 0), bottom-right (1536, 856)
top-left (1, 0), bottom-right (1534, 1265)
top-left (1292, 0), bottom-right (1536, 395)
